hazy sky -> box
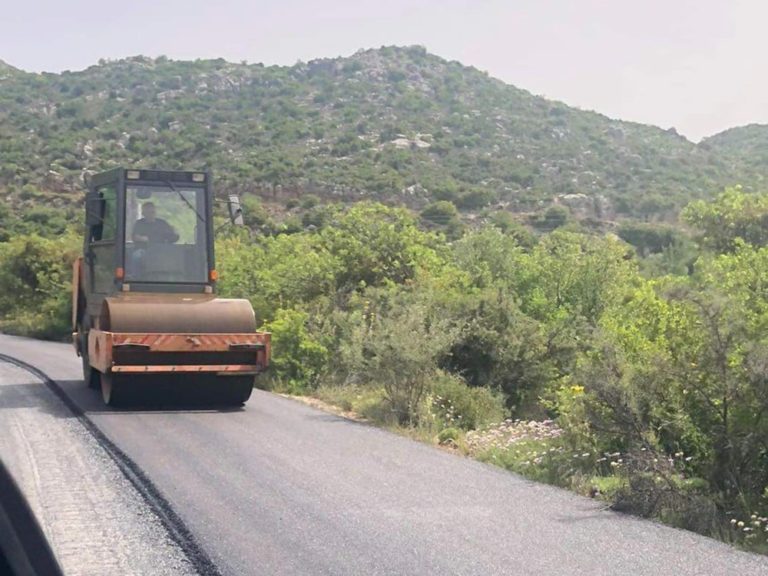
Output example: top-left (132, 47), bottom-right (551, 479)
top-left (3, 0), bottom-right (766, 141)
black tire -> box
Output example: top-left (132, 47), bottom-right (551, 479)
top-left (77, 322), bottom-right (99, 389)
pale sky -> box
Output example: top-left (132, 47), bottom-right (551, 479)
top-left (2, 0), bottom-right (766, 141)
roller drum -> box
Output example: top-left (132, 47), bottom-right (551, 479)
top-left (101, 294), bottom-right (256, 333)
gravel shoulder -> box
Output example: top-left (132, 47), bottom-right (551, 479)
top-left (0, 359), bottom-right (199, 576)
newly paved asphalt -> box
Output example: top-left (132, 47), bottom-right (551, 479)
top-left (1, 333), bottom-right (767, 575)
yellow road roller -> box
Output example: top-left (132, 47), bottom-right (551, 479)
top-left (72, 168), bottom-right (270, 406)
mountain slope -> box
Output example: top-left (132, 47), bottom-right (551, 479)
top-left (701, 124), bottom-right (768, 188)
top-left (0, 46), bottom-right (758, 223)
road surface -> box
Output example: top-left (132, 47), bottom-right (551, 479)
top-left (1, 333), bottom-right (766, 575)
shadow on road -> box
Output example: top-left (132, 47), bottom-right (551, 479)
top-left (0, 379), bottom-right (246, 418)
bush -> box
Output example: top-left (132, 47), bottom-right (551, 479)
top-left (240, 195), bottom-right (272, 230)
top-left (336, 297), bottom-right (459, 424)
top-left (0, 233), bottom-right (80, 339)
top-left (420, 200), bottom-right (459, 226)
top-left (300, 194), bottom-right (321, 210)
top-left (437, 427), bottom-right (460, 445)
top-left (261, 308), bottom-right (329, 393)
top-left (428, 372), bottom-right (507, 430)
top-left (446, 292), bottom-right (551, 412)
top-left (617, 222), bottom-right (679, 256)
top-left (531, 205), bottom-right (570, 231)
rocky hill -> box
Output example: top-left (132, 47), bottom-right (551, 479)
top-left (0, 45), bottom-right (762, 230)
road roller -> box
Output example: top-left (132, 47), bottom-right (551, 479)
top-left (72, 168), bottom-right (270, 406)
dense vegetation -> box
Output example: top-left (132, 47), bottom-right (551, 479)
top-left (3, 47), bottom-right (768, 551)
top-left (2, 188), bottom-right (768, 552)
top-left (2, 45), bottom-right (768, 242)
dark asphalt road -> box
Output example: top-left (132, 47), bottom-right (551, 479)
top-left (1, 333), bottom-right (766, 576)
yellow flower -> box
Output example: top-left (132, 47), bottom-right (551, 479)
top-left (569, 385), bottom-right (585, 395)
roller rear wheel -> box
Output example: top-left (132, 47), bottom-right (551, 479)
top-left (100, 373), bottom-right (127, 407)
top-left (77, 323), bottom-right (99, 389)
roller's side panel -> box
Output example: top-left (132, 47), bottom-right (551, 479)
top-left (88, 330), bottom-right (114, 373)
top-left (87, 330), bottom-right (270, 374)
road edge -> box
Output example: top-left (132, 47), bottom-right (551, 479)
top-left (0, 352), bottom-right (223, 576)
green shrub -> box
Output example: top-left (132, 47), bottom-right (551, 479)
top-left (421, 200), bottom-right (459, 226)
top-left (0, 232), bottom-right (79, 340)
top-left (261, 308), bottom-right (329, 393)
top-left (428, 372), bottom-right (507, 430)
top-left (300, 194), bottom-right (321, 210)
top-left (531, 205), bottom-right (570, 231)
top-left (335, 297), bottom-right (459, 424)
top-left (437, 427), bottom-right (460, 445)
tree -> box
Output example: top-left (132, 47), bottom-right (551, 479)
top-left (320, 202), bottom-right (443, 290)
top-left (682, 187), bottom-right (768, 253)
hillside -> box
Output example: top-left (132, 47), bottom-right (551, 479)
top-left (701, 123), bottom-right (768, 185)
top-left (0, 46), bottom-right (760, 230)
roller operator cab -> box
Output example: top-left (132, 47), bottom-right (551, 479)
top-left (72, 168), bottom-right (270, 406)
